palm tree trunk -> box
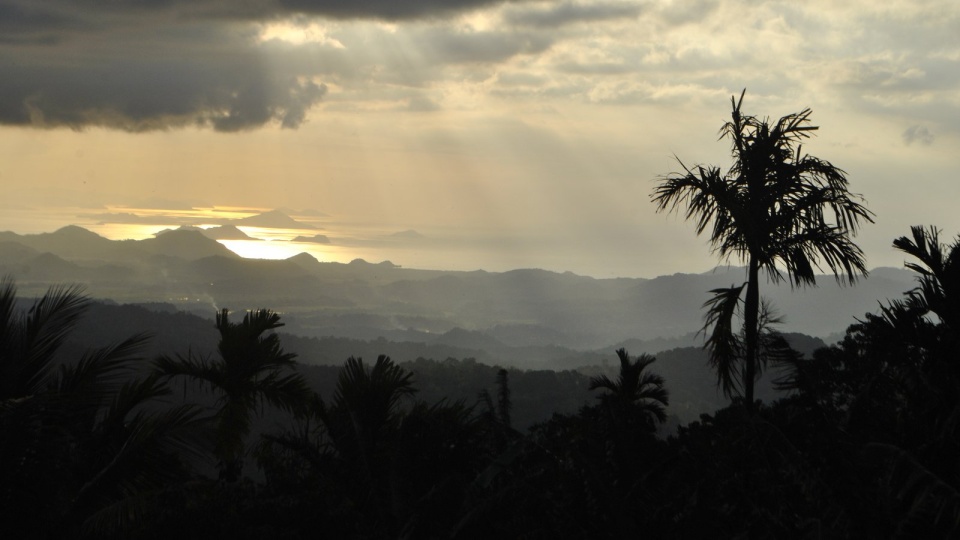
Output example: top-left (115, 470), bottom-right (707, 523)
top-left (743, 257), bottom-right (760, 413)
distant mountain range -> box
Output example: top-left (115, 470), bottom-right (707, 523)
top-left (0, 225), bottom-right (920, 355)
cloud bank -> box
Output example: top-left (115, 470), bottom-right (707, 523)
top-left (0, 0), bottom-right (538, 131)
top-left (1, 0), bottom-right (959, 137)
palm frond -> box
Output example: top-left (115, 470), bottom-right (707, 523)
top-left (55, 334), bottom-right (151, 400)
top-left (0, 280), bottom-right (89, 400)
top-left (335, 355), bottom-right (416, 413)
top-left (257, 370), bottom-right (312, 416)
top-left (587, 374), bottom-right (617, 393)
top-left (74, 403), bottom-right (210, 537)
top-left (153, 352), bottom-right (224, 396)
top-left (892, 225), bottom-right (960, 329)
top-left (702, 284), bottom-right (745, 398)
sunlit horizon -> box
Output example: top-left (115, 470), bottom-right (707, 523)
top-left (0, 202), bottom-right (924, 281)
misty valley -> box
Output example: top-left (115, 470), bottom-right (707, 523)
top-left (3, 219), bottom-right (957, 538)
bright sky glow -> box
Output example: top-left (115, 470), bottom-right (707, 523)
top-left (1, 0), bottom-right (959, 278)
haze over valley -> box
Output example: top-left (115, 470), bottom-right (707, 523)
top-left (0, 216), bottom-right (916, 356)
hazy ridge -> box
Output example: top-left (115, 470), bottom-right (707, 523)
top-left (1, 225), bottom-right (917, 347)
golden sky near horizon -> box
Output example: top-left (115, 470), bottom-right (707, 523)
top-left (1, 0), bottom-right (959, 278)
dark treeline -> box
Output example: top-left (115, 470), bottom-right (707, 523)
top-left (2, 223), bottom-right (960, 538)
top-left (5, 94), bottom-right (958, 538)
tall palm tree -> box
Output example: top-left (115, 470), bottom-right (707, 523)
top-left (589, 348), bottom-right (669, 425)
top-left (652, 90), bottom-right (873, 410)
top-left (155, 308), bottom-right (310, 481)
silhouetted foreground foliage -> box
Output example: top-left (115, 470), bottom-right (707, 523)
top-left (4, 226), bottom-right (960, 539)
top-left (0, 279), bottom-right (207, 539)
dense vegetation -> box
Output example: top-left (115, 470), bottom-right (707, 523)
top-left (4, 96), bottom-right (956, 538)
top-left (2, 223), bottom-right (959, 538)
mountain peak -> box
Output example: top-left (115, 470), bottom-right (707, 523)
top-left (140, 229), bottom-right (239, 260)
top-left (201, 225), bottom-right (251, 240)
top-left (288, 251), bottom-right (319, 263)
top-left (52, 225), bottom-right (106, 240)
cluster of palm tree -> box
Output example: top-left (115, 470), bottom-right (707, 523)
top-left (7, 91), bottom-right (960, 538)
top-left (645, 91), bottom-right (960, 536)
top-left (0, 278), bottom-right (322, 538)
top-left (0, 277), bottom-right (677, 538)
top-left (770, 225), bottom-right (960, 536)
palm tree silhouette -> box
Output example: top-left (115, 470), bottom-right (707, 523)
top-left (0, 278), bottom-right (205, 538)
top-left (155, 308), bottom-right (310, 481)
top-left (589, 348), bottom-right (669, 425)
top-left (0, 278), bottom-right (86, 402)
top-left (891, 225), bottom-right (960, 331)
top-left (652, 90), bottom-right (873, 410)
top-left (323, 355), bottom-right (416, 481)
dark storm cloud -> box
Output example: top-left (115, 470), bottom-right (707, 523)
top-left (3, 0), bottom-right (535, 25)
top-left (503, 1), bottom-right (641, 28)
top-left (0, 0), bottom-right (543, 131)
top-left (0, 1), bottom-right (86, 44)
top-left (277, 0), bottom-right (522, 20)
top-left (0, 0), bottom-right (331, 131)
top-left (0, 29), bottom-right (328, 131)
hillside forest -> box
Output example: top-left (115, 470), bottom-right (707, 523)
top-left (3, 95), bottom-right (959, 539)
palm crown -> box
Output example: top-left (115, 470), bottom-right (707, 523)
top-left (653, 90), bottom-right (873, 287)
top-left (589, 348), bottom-right (669, 424)
top-left (155, 308), bottom-right (310, 480)
top-left (652, 91), bottom-right (873, 409)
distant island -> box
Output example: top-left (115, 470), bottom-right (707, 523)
top-left (156, 225), bottom-right (253, 241)
top-left (292, 234), bottom-right (331, 244)
top-left (229, 209), bottom-right (317, 230)
top-left (390, 229), bottom-right (424, 239)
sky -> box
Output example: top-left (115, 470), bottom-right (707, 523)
top-left (1, 0), bottom-right (958, 279)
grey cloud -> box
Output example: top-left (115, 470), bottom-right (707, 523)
top-left (555, 61), bottom-right (634, 75)
top-left (315, 25), bottom-right (553, 91)
top-left (656, 0), bottom-right (718, 25)
top-left (416, 27), bottom-right (554, 64)
top-left (406, 94), bottom-right (440, 112)
top-left (4, 0), bottom-right (538, 24)
top-left (825, 55), bottom-right (960, 138)
top-left (0, 17), bottom-right (328, 131)
top-left (495, 71), bottom-right (548, 87)
top-left (0, 1), bottom-right (87, 44)
top-left (503, 1), bottom-right (641, 28)
top-left (0, 0), bottom-right (546, 131)
top-left (277, 0), bottom-right (525, 20)
top-left (903, 125), bottom-right (934, 146)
